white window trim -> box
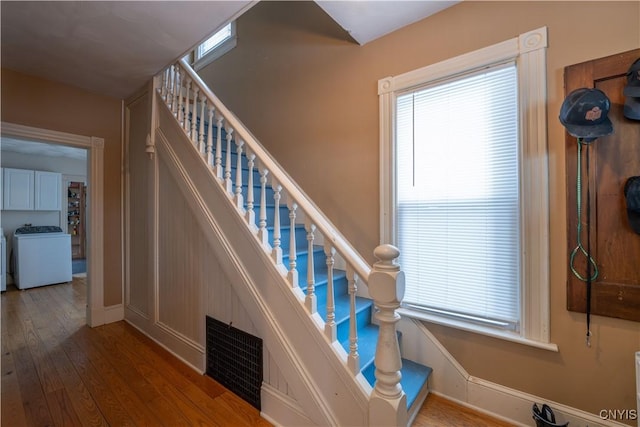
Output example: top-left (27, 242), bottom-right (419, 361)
top-left (378, 26), bottom-right (556, 350)
top-left (192, 22), bottom-right (237, 72)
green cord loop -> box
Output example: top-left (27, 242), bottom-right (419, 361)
top-left (569, 138), bottom-right (599, 282)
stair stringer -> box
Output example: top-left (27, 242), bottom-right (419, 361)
top-left (155, 100), bottom-right (373, 426)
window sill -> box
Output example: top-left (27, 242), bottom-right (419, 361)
top-left (398, 307), bottom-right (559, 352)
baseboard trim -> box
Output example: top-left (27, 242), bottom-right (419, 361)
top-left (89, 303), bottom-right (124, 326)
top-left (405, 318), bottom-right (631, 427)
top-left (124, 307), bottom-right (205, 373)
top-left (104, 304), bottom-right (124, 324)
top-left (261, 383), bottom-right (316, 427)
top-left (432, 378), bottom-right (632, 427)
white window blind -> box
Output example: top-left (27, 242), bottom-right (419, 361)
top-left (396, 63), bottom-right (521, 330)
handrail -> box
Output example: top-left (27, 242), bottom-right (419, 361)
top-left (177, 58), bottom-right (372, 283)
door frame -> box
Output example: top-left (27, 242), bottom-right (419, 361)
top-left (1, 121), bottom-right (105, 327)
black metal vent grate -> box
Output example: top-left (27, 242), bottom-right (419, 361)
top-left (205, 316), bottom-right (263, 410)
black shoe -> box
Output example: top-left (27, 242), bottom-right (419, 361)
top-left (532, 403), bottom-right (569, 427)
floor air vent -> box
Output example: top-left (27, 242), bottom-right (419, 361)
top-left (206, 316), bottom-right (263, 410)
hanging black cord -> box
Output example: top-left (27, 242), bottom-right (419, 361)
top-left (570, 138), bottom-right (598, 347)
top-left (585, 142), bottom-right (592, 347)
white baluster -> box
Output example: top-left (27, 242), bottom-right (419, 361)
top-left (245, 149), bottom-right (257, 232)
top-left (176, 68), bottom-right (184, 125)
top-left (235, 138), bottom-right (245, 211)
top-left (324, 243), bottom-right (336, 342)
top-left (287, 202), bottom-right (298, 288)
top-left (271, 180), bottom-right (283, 265)
top-left (304, 220), bottom-right (317, 314)
top-left (214, 115), bottom-right (224, 179)
top-left (257, 167), bottom-right (269, 246)
top-left (199, 95), bottom-right (206, 155)
top-left (166, 67), bottom-right (172, 103)
top-left (183, 78), bottom-right (191, 133)
top-left (224, 127), bottom-right (234, 195)
top-left (207, 106), bottom-right (215, 167)
top-left (160, 67), bottom-right (168, 101)
top-left (171, 65), bottom-right (179, 117)
top-left (166, 67), bottom-right (172, 102)
top-left (368, 244), bottom-right (407, 427)
top-left (347, 266), bottom-right (360, 374)
top-left (191, 86), bottom-right (199, 145)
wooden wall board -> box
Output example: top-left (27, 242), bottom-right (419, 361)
top-left (564, 48), bottom-right (640, 322)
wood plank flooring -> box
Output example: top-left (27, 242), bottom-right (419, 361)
top-left (413, 394), bottom-right (515, 427)
top-left (2, 277), bottom-right (513, 426)
top-left (1, 278), bottom-right (271, 427)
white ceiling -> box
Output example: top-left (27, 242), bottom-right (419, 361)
top-left (1, 1), bottom-right (459, 161)
top-left (1, 1), bottom-right (255, 99)
top-left (315, 1), bottom-right (460, 45)
top-left (1, 1), bottom-right (458, 101)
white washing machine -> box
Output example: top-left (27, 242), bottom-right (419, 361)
top-left (13, 226), bottom-right (72, 289)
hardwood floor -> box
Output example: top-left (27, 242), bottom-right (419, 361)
top-left (413, 394), bottom-right (515, 427)
top-left (1, 278), bottom-right (271, 427)
top-left (2, 277), bottom-right (513, 427)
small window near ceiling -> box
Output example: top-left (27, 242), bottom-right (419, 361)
top-left (193, 22), bottom-right (236, 71)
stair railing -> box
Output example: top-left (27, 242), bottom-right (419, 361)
top-left (156, 58), bottom-right (407, 425)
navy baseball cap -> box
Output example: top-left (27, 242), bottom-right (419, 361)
top-left (623, 58), bottom-right (640, 120)
top-left (623, 58), bottom-right (640, 97)
top-left (624, 176), bottom-right (640, 235)
top-left (624, 96), bottom-right (640, 120)
top-left (559, 88), bottom-right (613, 142)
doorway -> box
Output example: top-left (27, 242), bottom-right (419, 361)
top-left (65, 179), bottom-right (88, 274)
top-left (1, 121), bottom-right (106, 327)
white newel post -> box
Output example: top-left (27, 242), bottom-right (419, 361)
top-left (368, 244), bottom-right (407, 427)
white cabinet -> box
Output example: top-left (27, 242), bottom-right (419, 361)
top-left (3, 168), bottom-right (34, 210)
top-left (2, 168), bottom-right (62, 211)
top-left (35, 171), bottom-right (62, 210)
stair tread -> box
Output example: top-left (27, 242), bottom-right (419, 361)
top-left (401, 359), bottom-right (432, 410)
top-left (340, 323), bottom-right (378, 367)
top-left (316, 292), bottom-right (372, 322)
top-left (296, 267), bottom-right (347, 287)
top-left (361, 356), bottom-right (432, 410)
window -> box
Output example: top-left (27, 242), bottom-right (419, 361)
top-left (379, 27), bottom-right (555, 349)
top-left (192, 22), bottom-right (236, 71)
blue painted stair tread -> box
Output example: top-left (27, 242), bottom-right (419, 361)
top-left (361, 357), bottom-right (432, 410)
top-left (268, 224), bottom-right (307, 252)
top-left (191, 111), bottom-right (433, 411)
top-left (341, 323), bottom-right (379, 372)
top-left (399, 359), bottom-right (432, 409)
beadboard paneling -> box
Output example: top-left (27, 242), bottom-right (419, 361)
top-left (205, 249), bottom-right (289, 392)
top-left (125, 92), bottom-right (151, 317)
top-left (157, 156), bottom-right (207, 344)
top-left (155, 144), bottom-right (292, 394)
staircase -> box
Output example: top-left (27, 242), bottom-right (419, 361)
top-left (154, 59), bottom-right (432, 425)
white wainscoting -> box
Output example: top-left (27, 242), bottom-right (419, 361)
top-left (125, 89), bottom-right (299, 421)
